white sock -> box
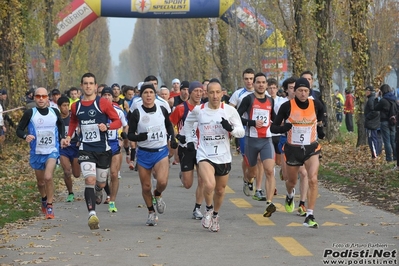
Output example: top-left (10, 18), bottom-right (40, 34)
top-left (89, 210), bottom-right (96, 217)
top-left (306, 209), bottom-right (313, 216)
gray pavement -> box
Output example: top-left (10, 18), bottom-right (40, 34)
top-left (1, 153), bottom-right (398, 266)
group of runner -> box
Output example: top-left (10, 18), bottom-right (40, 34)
top-left (16, 68), bottom-right (324, 231)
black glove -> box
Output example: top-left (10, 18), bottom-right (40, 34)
top-left (317, 126), bottom-right (325, 139)
top-left (221, 117), bottom-right (233, 132)
top-left (170, 137), bottom-right (178, 149)
top-left (137, 132), bottom-right (148, 141)
top-left (281, 123), bottom-right (292, 133)
top-left (120, 132), bottom-right (128, 140)
top-left (176, 134), bottom-right (186, 144)
top-left (187, 142), bottom-right (195, 152)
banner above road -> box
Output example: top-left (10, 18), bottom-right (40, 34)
top-left (56, 0), bottom-right (275, 46)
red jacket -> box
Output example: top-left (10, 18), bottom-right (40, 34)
top-left (344, 93), bottom-right (355, 114)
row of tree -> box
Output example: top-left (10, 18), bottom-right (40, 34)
top-left (116, 0), bottom-right (399, 144)
top-left (0, 0), bottom-right (111, 108)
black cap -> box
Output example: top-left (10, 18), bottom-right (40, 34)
top-left (365, 85), bottom-right (375, 92)
top-left (140, 82), bottom-right (156, 96)
top-left (101, 87), bottom-right (114, 97)
top-left (51, 89), bottom-right (61, 95)
top-left (180, 81), bottom-right (190, 90)
top-left (111, 83), bottom-right (120, 89)
top-left (294, 78), bottom-right (310, 91)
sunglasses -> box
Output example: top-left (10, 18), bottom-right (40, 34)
top-left (35, 94), bottom-right (49, 99)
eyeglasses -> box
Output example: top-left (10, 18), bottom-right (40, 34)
top-left (35, 94), bottom-right (48, 99)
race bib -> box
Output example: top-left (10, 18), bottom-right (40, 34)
top-left (253, 108), bottom-right (270, 126)
top-left (291, 126), bottom-right (311, 145)
top-left (37, 130), bottom-right (55, 147)
top-left (81, 124), bottom-right (100, 143)
top-left (203, 135), bottom-right (227, 157)
top-left (147, 124), bottom-right (165, 142)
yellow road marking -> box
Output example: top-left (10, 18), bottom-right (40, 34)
top-left (274, 203), bottom-right (286, 213)
top-left (247, 214), bottom-right (275, 226)
top-left (274, 237), bottom-right (313, 256)
top-left (225, 185), bottom-right (234, 194)
top-left (325, 204), bottom-right (353, 215)
top-left (322, 222), bottom-right (343, 226)
top-left (229, 198), bottom-right (252, 208)
top-left (287, 222), bottom-right (303, 226)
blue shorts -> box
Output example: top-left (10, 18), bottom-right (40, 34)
top-left (239, 137), bottom-right (245, 155)
top-left (278, 135), bottom-right (287, 154)
top-left (30, 152), bottom-right (59, 170)
top-left (137, 146), bottom-right (168, 170)
top-left (60, 143), bottom-right (79, 162)
top-left (109, 140), bottom-right (121, 156)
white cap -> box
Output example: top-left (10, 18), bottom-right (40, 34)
top-left (172, 78), bottom-right (180, 84)
top-left (137, 82), bottom-right (144, 91)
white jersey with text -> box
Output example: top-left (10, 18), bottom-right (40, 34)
top-left (136, 105), bottom-right (167, 149)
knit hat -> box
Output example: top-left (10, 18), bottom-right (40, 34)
top-left (101, 87), bottom-right (114, 97)
top-left (365, 85), bottom-right (375, 92)
top-left (294, 78), bottom-right (310, 91)
top-left (189, 81), bottom-right (202, 94)
top-left (51, 89), bottom-right (61, 95)
top-left (180, 81), bottom-right (189, 90)
top-left (140, 82), bottom-right (156, 96)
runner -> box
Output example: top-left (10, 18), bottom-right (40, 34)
top-left (57, 96), bottom-right (81, 202)
top-left (182, 79), bottom-right (245, 232)
top-left (237, 73), bottom-right (277, 217)
top-left (127, 82), bottom-right (178, 226)
top-left (270, 77), bottom-right (325, 228)
top-left (16, 87), bottom-right (67, 219)
top-left (170, 81), bottom-right (204, 219)
top-left (65, 73), bottom-right (122, 230)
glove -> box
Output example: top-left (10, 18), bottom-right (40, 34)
top-left (187, 142), bottom-right (195, 152)
top-left (120, 132), bottom-right (128, 140)
top-left (170, 137), bottom-right (178, 149)
top-left (137, 132), bottom-right (148, 141)
top-left (176, 134), bottom-right (186, 144)
top-left (221, 117), bottom-right (233, 132)
top-left (281, 123), bottom-right (292, 133)
top-left (317, 126), bottom-right (325, 139)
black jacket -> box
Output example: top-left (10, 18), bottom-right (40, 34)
top-left (364, 92), bottom-right (380, 130)
top-left (374, 92), bottom-right (396, 122)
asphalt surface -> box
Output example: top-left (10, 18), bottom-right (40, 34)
top-left (1, 152), bottom-right (398, 266)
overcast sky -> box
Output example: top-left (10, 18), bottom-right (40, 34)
top-left (108, 18), bottom-right (136, 66)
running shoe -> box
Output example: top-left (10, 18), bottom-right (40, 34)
top-left (209, 215), bottom-right (220, 232)
top-left (252, 190), bottom-right (266, 201)
top-left (103, 196), bottom-right (110, 204)
top-left (41, 200), bottom-right (47, 214)
top-left (297, 204), bottom-right (307, 216)
top-left (108, 201), bottom-right (118, 213)
top-left (202, 209), bottom-right (213, 229)
top-left (243, 180), bottom-right (254, 197)
top-left (129, 161), bottom-right (134, 170)
top-left (66, 193), bottom-right (74, 202)
top-left (303, 214), bottom-right (318, 228)
top-left (192, 208), bottom-right (203, 220)
top-left (45, 205), bottom-right (55, 219)
top-left (263, 202), bottom-right (276, 217)
top-left (155, 196), bottom-right (166, 214)
top-left (285, 195), bottom-right (295, 213)
top-left (146, 212), bottom-right (158, 226)
top-left (95, 189), bottom-right (103, 205)
top-left (88, 214), bottom-right (100, 230)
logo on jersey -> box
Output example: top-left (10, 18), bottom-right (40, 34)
top-left (88, 109), bottom-right (96, 117)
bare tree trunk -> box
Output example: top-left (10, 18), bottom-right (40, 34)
top-left (315, 0), bottom-right (338, 141)
top-left (349, 0), bottom-right (372, 147)
top-left (44, 0), bottom-right (55, 90)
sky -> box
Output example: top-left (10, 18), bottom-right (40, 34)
top-left (108, 18), bottom-right (136, 66)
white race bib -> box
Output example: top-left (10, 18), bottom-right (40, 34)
top-left (253, 108), bottom-right (270, 127)
top-left (37, 130), bottom-right (55, 148)
top-left (81, 124), bottom-right (100, 143)
top-left (147, 125), bottom-right (165, 142)
top-left (291, 126), bottom-right (312, 145)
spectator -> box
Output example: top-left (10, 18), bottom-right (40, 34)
top-left (344, 89), bottom-right (355, 132)
top-left (375, 84), bottom-right (397, 162)
top-left (364, 86), bottom-right (381, 159)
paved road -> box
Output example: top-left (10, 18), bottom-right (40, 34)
top-left (1, 154), bottom-right (398, 266)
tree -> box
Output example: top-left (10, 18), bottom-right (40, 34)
top-left (349, 0), bottom-right (372, 146)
